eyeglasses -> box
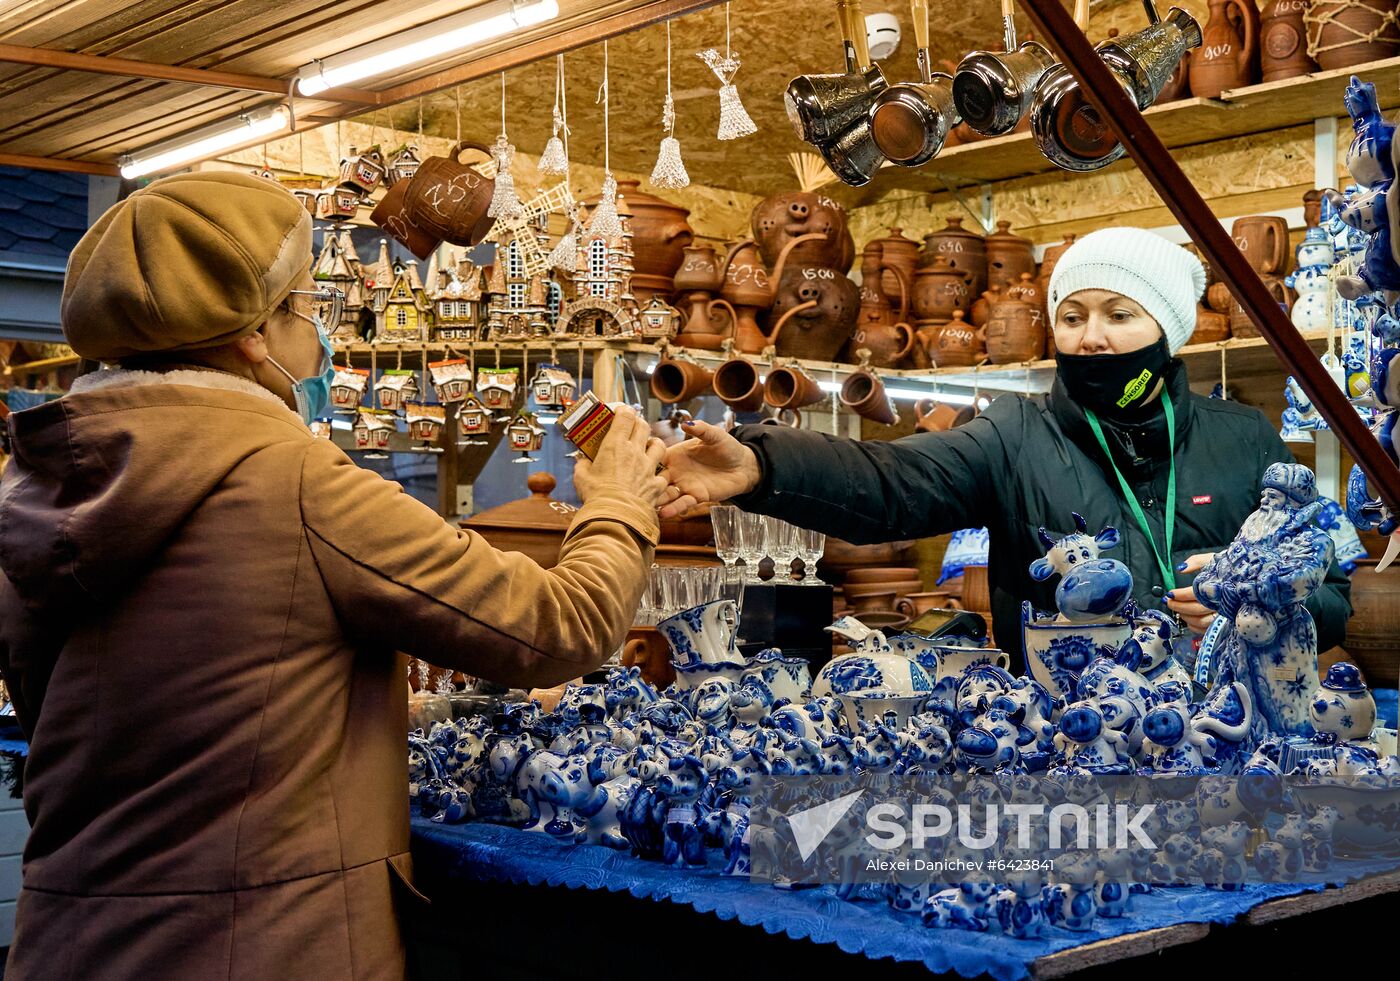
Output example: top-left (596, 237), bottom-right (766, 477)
top-left (286, 286), bottom-right (345, 329)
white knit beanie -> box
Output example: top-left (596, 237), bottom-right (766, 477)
top-left (1047, 227), bottom-right (1206, 355)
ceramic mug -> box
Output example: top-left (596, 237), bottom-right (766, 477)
top-left (915, 398), bottom-right (976, 432)
top-left (849, 590), bottom-right (897, 615)
top-left (841, 363), bottom-right (900, 425)
top-left (765, 361), bottom-right (826, 409)
top-left (651, 353), bottom-right (714, 404)
top-left (658, 599), bottom-right (740, 668)
top-left (896, 591), bottom-right (961, 617)
top-left (370, 178), bottom-right (441, 260)
top-left (1232, 215), bottom-right (1290, 275)
top-left (402, 140), bottom-right (496, 248)
top-left (712, 353), bottom-right (765, 412)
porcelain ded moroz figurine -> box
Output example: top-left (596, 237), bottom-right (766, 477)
top-left (1194, 463), bottom-right (1333, 743)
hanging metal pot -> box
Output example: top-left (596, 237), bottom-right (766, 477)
top-left (785, 1), bottom-right (889, 146)
top-left (869, 0), bottom-right (959, 166)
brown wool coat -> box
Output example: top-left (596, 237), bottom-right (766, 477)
top-left (0, 369), bottom-right (658, 981)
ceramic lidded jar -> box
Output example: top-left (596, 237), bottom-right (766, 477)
top-left (1306, 0), bottom-right (1400, 71)
top-left (872, 227), bottom-right (920, 302)
top-left (610, 179), bottom-right (695, 300)
top-left (971, 284), bottom-right (1002, 327)
top-left (1261, 0), bottom-right (1317, 82)
top-left (930, 310), bottom-right (985, 367)
top-left (984, 220), bottom-right (1036, 291)
top-left (919, 215), bottom-right (987, 297)
top-left (750, 191), bottom-right (855, 271)
top-left (770, 264), bottom-right (860, 362)
top-left (983, 278), bottom-right (1046, 363)
top-left (914, 254), bottom-right (973, 321)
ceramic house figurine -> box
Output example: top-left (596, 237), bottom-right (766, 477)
top-left (477, 367), bottom-right (519, 413)
top-left (312, 230), bottom-right (367, 339)
top-left (339, 145), bottom-right (387, 194)
top-left (458, 394), bottom-right (491, 437)
top-left (405, 402), bottom-right (445, 442)
top-left (428, 359), bottom-right (473, 404)
top-left (638, 295), bottom-right (681, 341)
top-left (1194, 463), bottom-right (1332, 742)
top-left (376, 369), bottom-right (419, 412)
top-left (386, 143), bottom-right (423, 185)
top-left (353, 409), bottom-right (395, 450)
top-left (316, 186), bottom-right (360, 221)
top-left (330, 367), bottom-right (369, 412)
top-left (431, 264), bottom-right (484, 342)
top-left (378, 259), bottom-right (433, 343)
top-left (484, 233), bottom-right (554, 339)
top-left (555, 213), bottom-right (644, 337)
top-left (530, 364), bottom-right (576, 408)
top-left (506, 410), bottom-right (546, 453)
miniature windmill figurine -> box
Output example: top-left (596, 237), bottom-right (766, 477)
top-left (697, 5), bottom-right (757, 141)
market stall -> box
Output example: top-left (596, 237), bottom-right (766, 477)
top-left (5, 0), bottom-right (1400, 978)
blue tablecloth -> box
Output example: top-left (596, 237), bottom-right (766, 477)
top-left (410, 817), bottom-right (1391, 981)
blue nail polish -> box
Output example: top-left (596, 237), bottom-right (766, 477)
top-left (1176, 561), bottom-right (1188, 571)
top-left (1164, 591), bottom-right (1175, 601)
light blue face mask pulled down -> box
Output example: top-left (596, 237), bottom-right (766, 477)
top-left (267, 310), bottom-right (336, 425)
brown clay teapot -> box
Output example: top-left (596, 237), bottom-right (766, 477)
top-left (1189, 0), bottom-right (1259, 99)
top-left (610, 179), bottom-right (695, 300)
top-left (1260, 0), bottom-right (1316, 81)
top-left (929, 310), bottom-right (985, 367)
top-left (718, 232), bottom-right (825, 354)
top-left (971, 284), bottom-right (1002, 327)
top-left (674, 244), bottom-right (726, 293)
top-left (983, 281), bottom-right (1046, 363)
top-left (770, 265), bottom-right (860, 362)
top-left (919, 215), bottom-right (987, 298)
top-left (751, 191), bottom-right (855, 271)
top-left (984, 220), bottom-right (1036, 291)
top-left (914, 254), bottom-right (972, 321)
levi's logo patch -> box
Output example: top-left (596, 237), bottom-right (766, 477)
top-left (1192, 495), bottom-right (1213, 505)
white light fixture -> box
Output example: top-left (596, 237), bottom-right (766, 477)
top-left (295, 0), bottom-right (560, 96)
top-left (119, 105), bottom-right (290, 179)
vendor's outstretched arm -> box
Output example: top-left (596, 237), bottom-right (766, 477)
top-left (729, 401), bottom-right (1014, 543)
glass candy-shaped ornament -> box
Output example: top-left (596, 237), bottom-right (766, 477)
top-left (697, 48), bottom-right (757, 141)
top-left (650, 95), bottom-right (690, 190)
top-left (487, 135), bottom-right (524, 220)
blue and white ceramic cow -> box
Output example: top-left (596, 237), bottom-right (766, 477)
top-left (1030, 513), bottom-right (1134, 622)
top-left (922, 879), bottom-right (998, 932)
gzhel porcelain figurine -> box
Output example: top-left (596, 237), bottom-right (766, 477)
top-left (1194, 463), bottom-right (1332, 742)
top-left (1309, 662), bottom-right (1377, 744)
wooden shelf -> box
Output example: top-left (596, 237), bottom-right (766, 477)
top-left (833, 55), bottom-right (1400, 207)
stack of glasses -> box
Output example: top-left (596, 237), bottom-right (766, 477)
top-left (633, 566), bottom-right (733, 627)
top-left (710, 505), bottom-right (826, 586)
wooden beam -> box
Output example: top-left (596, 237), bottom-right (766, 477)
top-left (0, 43), bottom-right (380, 105)
top-left (0, 151), bottom-right (119, 176)
top-left (375, 0), bottom-right (726, 103)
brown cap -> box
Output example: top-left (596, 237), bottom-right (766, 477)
top-left (61, 171), bottom-right (314, 360)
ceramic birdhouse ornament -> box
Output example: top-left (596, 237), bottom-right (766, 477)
top-left (477, 367), bottom-right (519, 413)
top-left (376, 369), bottom-right (419, 412)
top-left (330, 367), bottom-right (370, 412)
top-left (428, 359), bottom-right (473, 404)
top-left (405, 402), bottom-right (446, 442)
top-left (458, 393), bottom-right (491, 436)
top-left (317, 187), bottom-right (360, 221)
top-left (387, 144), bottom-right (423, 185)
top-left (353, 409), bottom-right (396, 450)
top-left (639, 296), bottom-right (681, 341)
top-left (530, 364), bottom-right (576, 408)
top-left (339, 145), bottom-right (387, 194)
top-left (507, 409), bottom-right (546, 460)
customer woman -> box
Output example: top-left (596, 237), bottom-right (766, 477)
top-left (0, 172), bottom-right (665, 981)
top-left (661, 226), bottom-right (1350, 660)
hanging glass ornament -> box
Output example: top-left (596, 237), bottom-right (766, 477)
top-left (488, 73), bottom-right (524, 220)
top-left (538, 54), bottom-right (570, 176)
top-left (697, 5), bottom-right (757, 141)
top-left (549, 203), bottom-right (583, 271)
top-left (650, 21), bottom-right (690, 189)
top-left (587, 41), bottom-right (623, 241)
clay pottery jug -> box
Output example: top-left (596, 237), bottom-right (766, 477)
top-left (984, 220), bottom-right (1036, 291)
top-left (983, 280), bottom-right (1046, 363)
top-left (1229, 275), bottom-right (1291, 337)
top-left (402, 140), bottom-right (496, 249)
top-left (750, 191), bottom-right (855, 271)
top-left (610, 179), bottom-right (694, 300)
top-left (961, 564), bottom-right (992, 615)
top-left (1261, 0), bottom-right (1317, 81)
top-left (1307, 0), bottom-right (1400, 70)
top-left (854, 244), bottom-right (916, 368)
top-left (872, 227), bottom-right (920, 301)
top-left (1341, 558), bottom-right (1400, 684)
top-left (674, 243), bottom-right (726, 293)
top-left (914, 254), bottom-right (973, 321)
top-left (915, 398), bottom-right (976, 432)
top-left (1190, 0), bottom-right (1259, 98)
top-left (1304, 188), bottom-right (1325, 229)
top-left (712, 345), bottom-right (765, 413)
top-left (718, 240), bottom-right (773, 354)
top-left (840, 358), bottom-right (900, 425)
top-left (931, 310), bottom-right (985, 367)
top-left (675, 293), bottom-right (736, 350)
top-left (650, 351), bottom-right (714, 403)
top-left (1232, 215), bottom-right (1290, 274)
top-left (855, 319), bottom-right (916, 369)
top-left (765, 357), bottom-right (826, 410)
top-left (971, 284), bottom-right (1001, 327)
top-left (1191, 304), bottom-right (1232, 343)
top-left (770, 265), bottom-right (860, 362)
top-left (920, 215), bottom-right (988, 297)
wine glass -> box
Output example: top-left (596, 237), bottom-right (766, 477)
top-left (737, 511), bottom-right (769, 585)
top-left (797, 527), bottom-right (827, 585)
top-left (770, 519), bottom-right (803, 584)
top-left (710, 505), bottom-right (744, 585)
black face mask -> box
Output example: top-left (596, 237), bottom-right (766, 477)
top-left (1056, 336), bottom-right (1173, 419)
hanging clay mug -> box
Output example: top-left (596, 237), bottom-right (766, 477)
top-left (915, 398), bottom-right (977, 432)
top-left (1189, 0), bottom-right (1259, 98)
top-left (712, 343), bottom-right (766, 413)
top-left (764, 356), bottom-right (827, 410)
top-left (1231, 215), bottom-right (1289, 275)
top-left (401, 140), bottom-right (496, 250)
top-left (1261, 0), bottom-right (1317, 81)
top-left (770, 265), bottom-right (860, 362)
top-left (651, 350), bottom-right (714, 404)
top-left (840, 352), bottom-right (900, 425)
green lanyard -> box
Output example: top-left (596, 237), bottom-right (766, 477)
top-left (1083, 390), bottom-right (1177, 596)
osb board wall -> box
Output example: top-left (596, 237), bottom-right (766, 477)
top-left (216, 120), bottom-right (761, 244)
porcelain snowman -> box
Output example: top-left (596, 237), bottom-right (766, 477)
top-left (1308, 662), bottom-right (1377, 746)
top-left (1287, 227), bottom-right (1336, 331)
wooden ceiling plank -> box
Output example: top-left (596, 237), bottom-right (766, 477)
top-left (57, 91), bottom-right (267, 158)
top-left (0, 149), bottom-right (118, 174)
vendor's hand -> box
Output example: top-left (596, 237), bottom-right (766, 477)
top-left (1165, 552), bottom-right (1218, 634)
top-left (658, 420), bottom-right (763, 520)
top-left (574, 405), bottom-right (668, 508)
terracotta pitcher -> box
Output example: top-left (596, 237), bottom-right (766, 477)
top-left (1231, 215), bottom-right (1289, 275)
top-left (872, 227), bottom-right (920, 302)
top-left (1306, 0), bottom-right (1400, 70)
top-left (984, 220), bottom-right (1036, 290)
top-left (914, 254), bottom-right (973, 321)
top-left (674, 244), bottom-right (736, 348)
top-left (1261, 0), bottom-right (1316, 81)
top-left (854, 244), bottom-right (916, 368)
top-left (770, 265), bottom-right (860, 362)
top-left (919, 215), bottom-right (987, 298)
top-left (718, 232), bottom-right (826, 354)
top-left (401, 140), bottom-right (496, 250)
top-left (929, 310), bottom-right (985, 366)
top-left (1189, 0), bottom-right (1259, 98)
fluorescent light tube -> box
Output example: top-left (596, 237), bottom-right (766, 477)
top-left (296, 0), bottom-right (560, 96)
top-left (119, 106), bottom-right (290, 179)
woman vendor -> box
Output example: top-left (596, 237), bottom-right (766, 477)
top-left (661, 226), bottom-right (1351, 663)
top-left (0, 172), bottom-right (665, 981)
